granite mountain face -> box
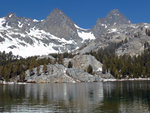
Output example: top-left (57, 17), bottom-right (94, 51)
top-left (0, 8), bottom-right (150, 57)
top-left (78, 9), bottom-right (150, 56)
top-left (96, 9), bottom-right (130, 26)
top-left (92, 9), bottom-right (131, 37)
top-left (42, 8), bottom-right (79, 41)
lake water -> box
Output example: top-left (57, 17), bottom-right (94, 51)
top-left (0, 81), bottom-right (150, 113)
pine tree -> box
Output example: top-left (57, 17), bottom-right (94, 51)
top-left (0, 66), bottom-right (3, 78)
top-left (43, 64), bottom-right (48, 74)
top-left (145, 29), bottom-right (150, 36)
top-left (19, 72), bottom-right (25, 82)
top-left (37, 66), bottom-right (40, 76)
top-left (87, 65), bottom-right (93, 74)
top-left (57, 54), bottom-right (64, 64)
top-left (68, 61), bottom-right (73, 68)
top-left (102, 64), bottom-right (106, 74)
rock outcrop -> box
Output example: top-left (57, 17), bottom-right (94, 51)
top-left (25, 64), bottom-right (74, 83)
top-left (64, 54), bottom-right (102, 72)
top-left (24, 64), bottom-right (103, 83)
top-left (23, 55), bottom-right (113, 83)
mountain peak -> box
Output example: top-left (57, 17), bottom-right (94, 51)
top-left (44, 8), bottom-right (69, 25)
top-left (6, 12), bottom-right (17, 18)
top-left (107, 9), bottom-right (125, 19)
top-left (44, 8), bottom-right (74, 27)
top-left (46, 8), bottom-right (66, 19)
top-left (51, 8), bottom-right (64, 14)
top-left (42, 8), bottom-right (79, 40)
top-left (106, 9), bottom-right (131, 24)
top-left (95, 9), bottom-right (131, 27)
top-left (93, 9), bottom-right (131, 37)
top-left (108, 9), bottom-right (120, 15)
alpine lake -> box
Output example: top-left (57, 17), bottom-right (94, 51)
top-left (0, 81), bottom-right (150, 113)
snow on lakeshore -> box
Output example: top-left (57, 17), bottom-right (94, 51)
top-left (0, 81), bottom-right (27, 85)
top-left (1, 78), bottom-right (150, 85)
top-left (103, 78), bottom-right (150, 82)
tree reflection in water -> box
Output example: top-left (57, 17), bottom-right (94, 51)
top-left (0, 81), bottom-right (150, 113)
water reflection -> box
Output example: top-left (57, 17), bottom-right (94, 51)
top-left (0, 81), bottom-right (150, 113)
top-left (100, 81), bottom-right (150, 113)
top-left (0, 83), bottom-right (104, 113)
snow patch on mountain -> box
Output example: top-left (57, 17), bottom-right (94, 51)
top-left (0, 18), bottom-right (11, 31)
top-left (108, 28), bottom-right (118, 33)
top-left (0, 30), bottom-right (60, 57)
top-left (145, 25), bottom-right (149, 28)
top-left (101, 24), bottom-right (108, 28)
top-left (0, 18), bottom-right (6, 30)
top-left (18, 21), bottom-right (23, 28)
top-left (0, 38), bottom-right (58, 57)
top-left (0, 17), bottom-right (78, 57)
top-left (74, 24), bottom-right (88, 31)
top-left (33, 19), bottom-right (39, 22)
top-left (9, 14), bottom-right (13, 18)
top-left (74, 24), bottom-right (96, 42)
top-left (0, 18), bottom-right (5, 25)
top-left (78, 31), bottom-right (95, 42)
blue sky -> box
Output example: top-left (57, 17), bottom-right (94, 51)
top-left (0, 0), bottom-right (150, 28)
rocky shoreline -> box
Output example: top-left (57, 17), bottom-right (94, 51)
top-left (1, 78), bottom-right (150, 85)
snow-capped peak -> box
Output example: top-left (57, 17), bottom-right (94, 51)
top-left (0, 9), bottom-right (89, 57)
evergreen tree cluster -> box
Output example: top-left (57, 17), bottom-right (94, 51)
top-left (0, 53), bottom-right (53, 81)
top-left (87, 42), bottom-right (150, 79)
top-left (0, 51), bottom-right (74, 82)
top-left (50, 52), bottom-right (75, 65)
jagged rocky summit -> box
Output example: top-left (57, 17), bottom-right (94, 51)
top-left (78, 9), bottom-right (150, 56)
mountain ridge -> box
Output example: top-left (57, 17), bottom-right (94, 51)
top-left (0, 8), bottom-right (150, 57)
top-left (0, 8), bottom-right (96, 57)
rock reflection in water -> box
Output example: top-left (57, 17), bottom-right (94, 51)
top-left (0, 81), bottom-right (150, 113)
top-left (0, 83), bottom-right (104, 113)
